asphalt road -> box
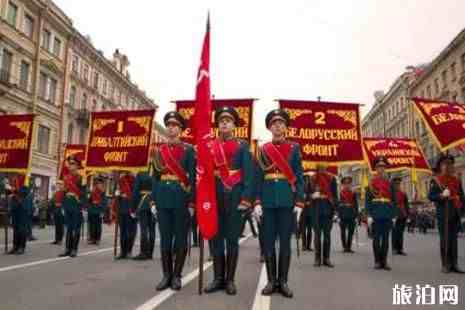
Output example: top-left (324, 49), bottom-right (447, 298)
top-left (0, 224), bottom-right (464, 310)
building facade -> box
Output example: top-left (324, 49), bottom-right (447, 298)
top-left (0, 0), bottom-right (162, 200)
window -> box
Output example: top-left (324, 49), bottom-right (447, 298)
top-left (53, 37), bottom-right (61, 57)
top-left (69, 86), bottom-right (76, 107)
top-left (79, 128), bottom-right (87, 144)
top-left (451, 62), bottom-right (457, 81)
top-left (102, 79), bottom-right (107, 96)
top-left (6, 2), bottom-right (18, 27)
top-left (0, 49), bottom-right (13, 82)
top-left (67, 123), bottom-right (74, 143)
top-left (23, 14), bottom-right (34, 38)
top-left (19, 61), bottom-right (30, 91)
top-left (420, 90), bottom-right (425, 99)
top-left (462, 53), bottom-right (465, 74)
top-left (71, 55), bottom-right (79, 73)
top-left (452, 93), bottom-right (458, 102)
top-left (434, 78), bottom-right (440, 94)
top-left (39, 72), bottom-right (47, 98)
top-left (93, 71), bottom-right (99, 89)
top-left (41, 29), bottom-right (51, 50)
top-left (441, 70), bottom-right (448, 88)
top-left (49, 77), bottom-right (57, 104)
top-left (81, 93), bottom-right (87, 109)
top-left (82, 64), bottom-right (89, 82)
top-left (37, 125), bottom-right (50, 154)
top-left (426, 85), bottom-right (432, 98)
top-left (91, 99), bottom-right (97, 111)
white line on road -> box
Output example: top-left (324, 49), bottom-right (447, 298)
top-left (134, 234), bottom-right (253, 310)
top-left (251, 264), bottom-right (271, 310)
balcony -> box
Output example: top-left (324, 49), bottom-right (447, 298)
top-left (75, 108), bottom-right (90, 125)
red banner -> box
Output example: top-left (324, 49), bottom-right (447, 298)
top-left (413, 97), bottom-right (465, 151)
top-left (176, 99), bottom-right (254, 144)
top-left (85, 110), bottom-right (155, 172)
top-left (59, 144), bottom-right (87, 179)
top-left (363, 138), bottom-right (431, 173)
top-left (279, 100), bottom-right (364, 168)
top-left (0, 114), bottom-right (35, 173)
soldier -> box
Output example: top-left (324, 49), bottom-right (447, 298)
top-left (391, 177), bottom-right (409, 255)
top-left (50, 180), bottom-right (65, 245)
top-left (115, 171), bottom-right (137, 259)
top-left (309, 163), bottom-right (338, 268)
top-left (132, 170), bottom-right (155, 261)
top-left (7, 175), bottom-right (32, 255)
top-left (88, 176), bottom-right (107, 245)
top-left (254, 109), bottom-right (305, 298)
top-left (428, 154), bottom-right (465, 273)
top-left (338, 175), bottom-right (359, 253)
top-left (204, 106), bottom-right (254, 296)
top-left (302, 175), bottom-right (313, 251)
top-left (365, 156), bottom-right (398, 270)
top-left (152, 111), bottom-right (195, 291)
top-left (59, 155), bottom-right (86, 257)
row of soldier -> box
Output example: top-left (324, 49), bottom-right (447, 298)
top-left (4, 106), bottom-right (465, 299)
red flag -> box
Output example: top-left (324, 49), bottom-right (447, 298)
top-left (194, 15), bottom-right (218, 240)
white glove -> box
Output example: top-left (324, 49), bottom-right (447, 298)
top-left (294, 207), bottom-right (302, 222)
top-left (115, 190), bottom-right (121, 197)
top-left (312, 192), bottom-right (321, 199)
top-left (333, 215), bottom-right (339, 223)
top-left (237, 203), bottom-right (249, 211)
top-left (188, 207), bottom-right (195, 217)
top-left (150, 205), bottom-right (157, 216)
top-left (461, 217), bottom-right (465, 225)
top-left (253, 204), bottom-right (263, 219)
top-left (442, 189), bottom-right (450, 198)
top-left (4, 183), bottom-right (11, 191)
top-left (129, 212), bottom-right (136, 219)
top-left (392, 217), bottom-right (397, 224)
top-left (368, 217), bottom-right (373, 226)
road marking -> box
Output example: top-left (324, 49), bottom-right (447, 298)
top-left (251, 263), bottom-right (271, 310)
top-left (135, 234), bottom-right (253, 310)
top-left (0, 246), bottom-right (116, 273)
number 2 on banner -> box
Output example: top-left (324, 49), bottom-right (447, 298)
top-left (315, 112), bottom-right (326, 125)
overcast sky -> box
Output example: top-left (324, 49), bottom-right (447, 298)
top-left (55, 0), bottom-right (465, 139)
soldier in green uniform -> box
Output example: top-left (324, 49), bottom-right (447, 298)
top-left (254, 109), bottom-right (305, 298)
top-left (115, 171), bottom-right (137, 259)
top-left (59, 155), bottom-right (87, 258)
top-left (428, 154), bottom-right (465, 273)
top-left (7, 175), bottom-right (32, 255)
top-left (302, 175), bottom-right (314, 251)
top-left (88, 176), bottom-right (107, 245)
top-left (365, 156), bottom-right (398, 270)
top-left (309, 164), bottom-right (338, 267)
top-left (204, 106), bottom-right (254, 296)
top-left (50, 181), bottom-right (65, 245)
top-left (338, 176), bottom-right (359, 253)
top-left (152, 111), bottom-right (196, 291)
top-left (132, 170), bottom-right (155, 260)
top-left (391, 177), bottom-right (409, 255)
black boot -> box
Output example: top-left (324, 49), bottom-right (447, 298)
top-left (7, 232), bottom-right (18, 254)
top-left (156, 251), bottom-right (173, 291)
top-left (115, 239), bottom-right (128, 260)
top-left (204, 255), bottom-right (225, 293)
top-left (70, 231), bottom-right (79, 257)
top-left (15, 234), bottom-right (26, 255)
top-left (171, 248), bottom-right (188, 290)
top-left (261, 254), bottom-right (277, 296)
top-left (278, 253), bottom-right (293, 298)
top-left (225, 250), bottom-right (239, 295)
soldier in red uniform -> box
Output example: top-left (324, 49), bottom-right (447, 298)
top-left (337, 176), bottom-right (359, 253)
top-left (115, 172), bottom-right (137, 259)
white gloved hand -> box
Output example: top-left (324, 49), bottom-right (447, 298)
top-left (333, 215), bottom-right (339, 223)
top-left (442, 189), bottom-right (450, 198)
top-left (188, 207), bottom-right (195, 217)
top-left (237, 203), bottom-right (249, 211)
top-left (392, 217), bottom-right (397, 224)
top-left (294, 206), bottom-right (302, 222)
top-left (4, 183), bottom-right (11, 191)
top-left (115, 190), bottom-right (121, 197)
top-left (461, 217), bottom-right (465, 225)
top-left (253, 204), bottom-right (263, 219)
top-left (312, 192), bottom-right (321, 199)
top-left (150, 205), bottom-right (157, 216)
top-left (368, 217), bottom-right (373, 226)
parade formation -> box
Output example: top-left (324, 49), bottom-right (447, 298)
top-left (1, 8), bottom-right (465, 310)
